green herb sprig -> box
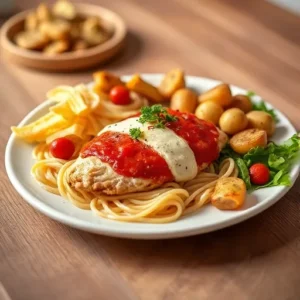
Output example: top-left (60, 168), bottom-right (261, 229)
top-left (129, 105), bottom-right (177, 139)
top-left (129, 128), bottom-right (143, 139)
top-left (138, 105), bottom-right (177, 128)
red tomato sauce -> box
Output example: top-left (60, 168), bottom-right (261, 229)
top-left (81, 131), bottom-right (174, 183)
top-left (81, 109), bottom-right (219, 181)
top-left (166, 109), bottom-right (219, 166)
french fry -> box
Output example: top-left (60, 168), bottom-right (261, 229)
top-left (126, 75), bottom-right (164, 103)
top-left (12, 112), bottom-right (70, 142)
top-left (93, 71), bottom-right (123, 93)
top-left (46, 120), bottom-right (87, 144)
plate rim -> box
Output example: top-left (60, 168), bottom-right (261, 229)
top-left (5, 75), bottom-right (300, 239)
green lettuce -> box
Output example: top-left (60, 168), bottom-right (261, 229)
top-left (219, 134), bottom-right (300, 190)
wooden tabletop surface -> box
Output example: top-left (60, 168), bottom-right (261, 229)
top-left (1, 0), bottom-right (300, 299)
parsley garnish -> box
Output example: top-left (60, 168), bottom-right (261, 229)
top-left (129, 105), bottom-right (177, 139)
top-left (138, 105), bottom-right (177, 128)
top-left (129, 128), bottom-right (143, 139)
top-left (247, 91), bottom-right (279, 122)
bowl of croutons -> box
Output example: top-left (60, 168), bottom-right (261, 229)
top-left (0, 0), bottom-right (127, 71)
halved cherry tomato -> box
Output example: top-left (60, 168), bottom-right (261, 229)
top-left (50, 138), bottom-right (75, 160)
top-left (110, 85), bottom-right (131, 105)
top-left (249, 163), bottom-right (270, 185)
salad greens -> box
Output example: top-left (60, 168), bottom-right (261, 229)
top-left (247, 91), bottom-right (279, 122)
top-left (219, 134), bottom-right (300, 190)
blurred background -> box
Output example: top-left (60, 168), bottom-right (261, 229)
top-left (1, 1), bottom-right (300, 300)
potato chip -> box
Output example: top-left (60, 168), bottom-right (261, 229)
top-left (50, 100), bottom-right (75, 119)
top-left (48, 86), bottom-right (90, 116)
top-left (85, 114), bottom-right (102, 136)
top-left (46, 122), bottom-right (86, 144)
top-left (12, 112), bottom-right (70, 142)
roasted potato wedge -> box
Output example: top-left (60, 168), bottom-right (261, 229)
top-left (211, 177), bottom-right (246, 210)
top-left (219, 108), bottom-right (248, 135)
top-left (158, 69), bottom-right (185, 99)
top-left (81, 17), bottom-right (109, 45)
top-left (230, 94), bottom-right (252, 113)
top-left (43, 40), bottom-right (69, 54)
top-left (25, 13), bottom-right (39, 31)
top-left (36, 3), bottom-right (51, 22)
top-left (195, 101), bottom-right (224, 125)
top-left (199, 84), bottom-right (233, 107)
top-left (52, 0), bottom-right (76, 20)
top-left (170, 88), bottom-right (197, 113)
top-left (14, 30), bottom-right (49, 50)
top-left (82, 17), bottom-right (101, 33)
top-left (93, 71), bottom-right (123, 93)
top-left (229, 128), bottom-right (267, 154)
top-left (39, 20), bottom-right (71, 40)
top-left (246, 111), bottom-right (275, 137)
top-left (83, 30), bottom-right (108, 46)
top-left (126, 75), bottom-right (164, 102)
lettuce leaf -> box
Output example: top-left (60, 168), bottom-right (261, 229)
top-left (219, 134), bottom-right (300, 190)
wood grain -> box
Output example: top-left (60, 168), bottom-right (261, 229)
top-left (1, 0), bottom-right (300, 299)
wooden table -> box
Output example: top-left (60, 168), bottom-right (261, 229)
top-left (1, 0), bottom-right (300, 299)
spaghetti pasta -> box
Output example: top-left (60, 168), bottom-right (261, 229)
top-left (31, 156), bottom-right (238, 223)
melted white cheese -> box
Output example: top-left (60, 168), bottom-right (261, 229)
top-left (100, 117), bottom-right (198, 182)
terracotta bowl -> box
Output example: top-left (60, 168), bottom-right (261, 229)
top-left (0, 3), bottom-right (127, 71)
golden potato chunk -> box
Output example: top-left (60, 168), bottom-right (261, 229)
top-left (39, 20), bottom-right (71, 40)
top-left (246, 111), bottom-right (275, 137)
top-left (170, 88), bottom-right (197, 113)
top-left (229, 128), bottom-right (267, 154)
top-left (126, 75), bottom-right (164, 102)
top-left (211, 177), bottom-right (246, 210)
top-left (52, 0), bottom-right (76, 20)
top-left (43, 40), bottom-right (69, 54)
top-left (230, 94), bottom-right (252, 113)
top-left (93, 71), bottom-right (123, 94)
top-left (158, 69), bottom-right (185, 99)
top-left (199, 83), bottom-right (233, 107)
top-left (14, 30), bottom-right (49, 50)
top-left (195, 101), bottom-right (224, 125)
top-left (219, 108), bottom-right (248, 135)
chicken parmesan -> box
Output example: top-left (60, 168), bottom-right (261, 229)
top-left (68, 107), bottom-right (228, 195)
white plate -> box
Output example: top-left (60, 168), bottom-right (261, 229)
top-left (5, 75), bottom-right (300, 239)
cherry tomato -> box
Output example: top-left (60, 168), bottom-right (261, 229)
top-left (249, 163), bottom-right (270, 185)
top-left (110, 85), bottom-right (130, 105)
top-left (50, 138), bottom-right (75, 160)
